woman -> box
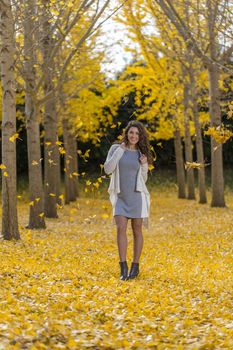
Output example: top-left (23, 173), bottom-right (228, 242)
top-left (104, 120), bottom-right (152, 281)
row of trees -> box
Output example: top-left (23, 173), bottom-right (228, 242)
top-left (112, 0), bottom-right (232, 205)
top-left (0, 0), bottom-right (122, 239)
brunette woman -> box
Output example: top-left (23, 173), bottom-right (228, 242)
top-left (104, 121), bottom-right (152, 280)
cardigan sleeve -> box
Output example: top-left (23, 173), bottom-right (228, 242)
top-left (141, 162), bottom-right (148, 183)
top-left (104, 144), bottom-right (125, 175)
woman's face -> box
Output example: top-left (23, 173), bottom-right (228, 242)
top-left (127, 126), bottom-right (140, 146)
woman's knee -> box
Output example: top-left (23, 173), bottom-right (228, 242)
top-left (116, 223), bottom-right (127, 233)
top-left (131, 219), bottom-right (143, 233)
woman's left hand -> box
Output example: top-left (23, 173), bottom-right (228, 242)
top-left (140, 154), bottom-right (147, 164)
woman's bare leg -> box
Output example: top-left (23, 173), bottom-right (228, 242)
top-left (131, 218), bottom-right (143, 263)
top-left (114, 215), bottom-right (128, 261)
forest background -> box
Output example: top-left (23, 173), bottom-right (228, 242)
top-left (0, 0), bottom-right (233, 348)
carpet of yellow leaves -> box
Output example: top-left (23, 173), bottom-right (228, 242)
top-left (0, 189), bottom-right (233, 349)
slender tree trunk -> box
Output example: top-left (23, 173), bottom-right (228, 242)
top-left (63, 119), bottom-right (72, 204)
top-left (190, 73), bottom-right (207, 204)
top-left (43, 92), bottom-right (59, 217)
top-left (208, 63), bottom-right (225, 207)
top-left (55, 140), bottom-right (62, 206)
top-left (0, 0), bottom-right (19, 239)
top-left (41, 4), bottom-right (59, 218)
top-left (70, 136), bottom-right (79, 198)
top-left (193, 104), bottom-right (207, 204)
top-left (63, 119), bottom-right (78, 203)
top-left (207, 0), bottom-right (225, 207)
top-left (183, 83), bottom-right (195, 199)
top-left (173, 126), bottom-right (186, 198)
top-left (24, 0), bottom-right (46, 228)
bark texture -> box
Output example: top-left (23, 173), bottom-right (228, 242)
top-left (0, 0), bottom-right (19, 239)
top-left (209, 63), bottom-right (225, 207)
top-left (190, 72), bottom-right (207, 204)
top-left (24, 0), bottom-right (46, 228)
top-left (174, 126), bottom-right (186, 199)
top-left (41, 4), bottom-right (59, 218)
top-left (63, 119), bottom-right (78, 204)
top-left (183, 84), bottom-right (195, 200)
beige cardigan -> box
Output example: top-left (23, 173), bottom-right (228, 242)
top-left (104, 144), bottom-right (150, 228)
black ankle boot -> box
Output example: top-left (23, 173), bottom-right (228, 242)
top-left (119, 261), bottom-right (128, 280)
top-left (127, 262), bottom-right (139, 279)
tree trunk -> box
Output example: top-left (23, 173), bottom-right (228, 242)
top-left (183, 84), bottom-right (195, 200)
top-left (43, 93), bottom-right (59, 218)
top-left (208, 63), bottom-right (225, 207)
top-left (0, 0), bottom-right (19, 240)
top-left (63, 119), bottom-right (71, 204)
top-left (193, 104), bottom-right (207, 204)
top-left (63, 119), bottom-right (78, 203)
top-left (190, 73), bottom-right (207, 204)
top-left (173, 126), bottom-right (186, 198)
top-left (207, 1), bottom-right (225, 207)
top-left (41, 4), bottom-right (59, 218)
top-left (70, 136), bottom-right (79, 198)
top-left (24, 0), bottom-right (46, 228)
top-left (55, 140), bottom-right (62, 206)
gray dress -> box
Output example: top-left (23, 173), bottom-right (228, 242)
top-left (114, 149), bottom-right (142, 218)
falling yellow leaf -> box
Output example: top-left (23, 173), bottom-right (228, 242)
top-left (185, 161), bottom-right (204, 170)
top-left (148, 164), bottom-right (155, 171)
top-left (49, 193), bottom-right (56, 197)
top-left (9, 133), bottom-right (21, 142)
top-left (84, 149), bottom-right (90, 158)
top-left (56, 141), bottom-right (63, 146)
top-left (3, 171), bottom-right (8, 177)
top-left (59, 147), bottom-right (65, 155)
top-left (0, 164), bottom-right (6, 169)
top-left (101, 213), bottom-right (109, 219)
top-left (32, 160), bottom-right (39, 166)
top-left (48, 159), bottom-right (56, 165)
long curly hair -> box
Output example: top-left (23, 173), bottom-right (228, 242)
top-left (115, 120), bottom-right (153, 164)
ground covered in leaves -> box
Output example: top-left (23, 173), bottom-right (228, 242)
top-left (0, 187), bottom-right (233, 349)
